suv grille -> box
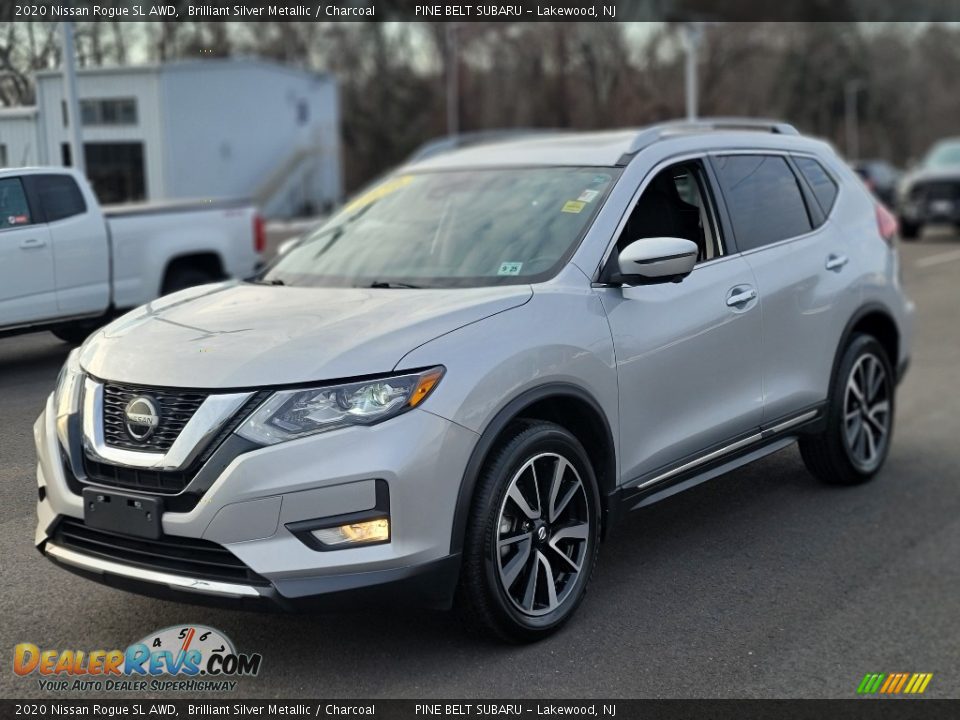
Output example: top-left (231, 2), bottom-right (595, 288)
top-left (912, 181), bottom-right (960, 202)
top-left (78, 391), bottom-right (270, 505)
top-left (83, 457), bottom-right (192, 495)
top-left (103, 383), bottom-right (209, 452)
top-left (53, 518), bottom-right (269, 586)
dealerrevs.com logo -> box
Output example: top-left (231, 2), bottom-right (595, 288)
top-left (14, 625), bottom-right (262, 692)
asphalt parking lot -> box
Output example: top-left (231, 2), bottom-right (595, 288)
top-left (1, 235), bottom-right (958, 699)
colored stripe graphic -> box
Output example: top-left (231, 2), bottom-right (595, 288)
top-left (893, 673), bottom-right (909, 693)
top-left (857, 672), bottom-right (933, 694)
top-left (880, 674), bottom-right (896, 693)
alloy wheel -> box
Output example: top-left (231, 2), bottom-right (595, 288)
top-left (842, 352), bottom-right (891, 472)
top-left (494, 452), bottom-right (591, 617)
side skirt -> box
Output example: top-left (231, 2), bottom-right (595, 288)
top-left (615, 405), bottom-right (824, 515)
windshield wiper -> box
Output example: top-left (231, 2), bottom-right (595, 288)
top-left (251, 278), bottom-right (286, 286)
top-left (363, 281), bottom-right (423, 289)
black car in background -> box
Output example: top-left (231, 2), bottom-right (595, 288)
top-left (852, 159), bottom-right (900, 208)
top-left (896, 139), bottom-right (960, 240)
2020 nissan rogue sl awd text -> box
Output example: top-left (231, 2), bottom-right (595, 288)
top-left (36, 120), bottom-right (914, 642)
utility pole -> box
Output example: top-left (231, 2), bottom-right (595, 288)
top-left (844, 79), bottom-right (864, 161)
top-left (445, 23), bottom-right (459, 137)
top-left (61, 21), bottom-right (85, 173)
top-left (682, 22), bottom-right (704, 122)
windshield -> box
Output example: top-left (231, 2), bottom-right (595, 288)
top-left (262, 167), bottom-right (619, 288)
top-left (924, 142), bottom-right (960, 168)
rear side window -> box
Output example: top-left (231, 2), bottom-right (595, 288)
top-left (29, 174), bottom-right (86, 222)
top-left (713, 154), bottom-right (812, 251)
top-left (794, 156), bottom-right (839, 216)
top-left (0, 177), bottom-right (33, 229)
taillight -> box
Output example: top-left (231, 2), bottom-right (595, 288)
top-left (253, 214), bottom-right (266, 254)
top-left (875, 203), bottom-right (898, 245)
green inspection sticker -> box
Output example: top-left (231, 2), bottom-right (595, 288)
top-left (498, 262), bottom-right (523, 276)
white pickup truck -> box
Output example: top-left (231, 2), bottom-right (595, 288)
top-left (0, 167), bottom-right (263, 343)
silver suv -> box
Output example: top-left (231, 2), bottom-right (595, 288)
top-left (36, 120), bottom-right (914, 641)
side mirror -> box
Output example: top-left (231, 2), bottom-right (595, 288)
top-left (606, 237), bottom-right (698, 285)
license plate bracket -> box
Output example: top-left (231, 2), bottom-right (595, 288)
top-left (82, 488), bottom-right (163, 539)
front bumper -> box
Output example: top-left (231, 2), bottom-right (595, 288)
top-left (898, 194), bottom-right (960, 225)
top-left (34, 393), bottom-right (478, 609)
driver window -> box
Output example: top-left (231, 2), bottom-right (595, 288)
top-left (616, 160), bottom-right (723, 263)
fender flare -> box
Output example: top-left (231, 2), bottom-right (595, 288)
top-left (829, 302), bottom-right (900, 392)
top-left (448, 381), bottom-right (616, 555)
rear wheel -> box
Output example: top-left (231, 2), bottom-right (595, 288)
top-left (51, 317), bottom-right (105, 345)
top-left (51, 325), bottom-right (93, 345)
top-left (161, 266), bottom-right (216, 295)
top-left (456, 420), bottom-right (601, 642)
top-left (800, 334), bottom-right (895, 485)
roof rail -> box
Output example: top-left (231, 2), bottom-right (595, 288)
top-left (627, 118), bottom-right (799, 155)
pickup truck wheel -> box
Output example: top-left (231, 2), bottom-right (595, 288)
top-left (162, 267), bottom-right (215, 295)
top-left (51, 325), bottom-right (95, 345)
top-left (456, 420), bottom-right (601, 643)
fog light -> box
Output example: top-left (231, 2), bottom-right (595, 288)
top-left (311, 518), bottom-right (390, 547)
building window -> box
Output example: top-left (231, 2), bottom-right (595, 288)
top-left (0, 144), bottom-right (7, 167)
top-left (79, 98), bottom-right (138, 126)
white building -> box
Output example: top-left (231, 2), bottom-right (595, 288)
top-left (0, 58), bottom-right (342, 218)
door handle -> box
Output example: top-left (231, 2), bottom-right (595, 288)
top-left (726, 288), bottom-right (757, 307)
top-left (19, 237), bottom-right (47, 250)
top-left (825, 253), bottom-right (849, 271)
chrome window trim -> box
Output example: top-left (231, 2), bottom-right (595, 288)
top-left (81, 377), bottom-right (253, 471)
top-left (631, 408), bottom-right (819, 491)
top-left (45, 541), bottom-right (263, 598)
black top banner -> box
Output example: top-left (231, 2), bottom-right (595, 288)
top-left (6, 0), bottom-right (960, 22)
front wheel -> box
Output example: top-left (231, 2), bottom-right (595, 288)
top-left (456, 420), bottom-right (601, 642)
top-left (899, 219), bottom-right (921, 240)
top-left (800, 334), bottom-right (895, 485)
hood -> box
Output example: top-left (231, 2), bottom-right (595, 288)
top-left (80, 281), bottom-right (532, 388)
top-left (901, 165), bottom-right (960, 189)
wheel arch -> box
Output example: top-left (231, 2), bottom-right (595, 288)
top-left (449, 383), bottom-right (617, 555)
top-left (836, 303), bottom-right (900, 378)
top-left (160, 252), bottom-right (225, 294)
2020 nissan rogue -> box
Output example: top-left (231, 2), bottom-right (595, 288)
top-left (36, 120), bottom-right (914, 641)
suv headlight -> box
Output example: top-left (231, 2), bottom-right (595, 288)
top-left (237, 366), bottom-right (444, 445)
top-left (54, 349), bottom-right (84, 449)
top-left (54, 349), bottom-right (83, 419)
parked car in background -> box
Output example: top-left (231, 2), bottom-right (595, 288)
top-left (0, 167), bottom-right (264, 342)
top-left (896, 138), bottom-right (960, 240)
top-left (35, 120), bottom-right (913, 642)
top-left (852, 159), bottom-right (900, 207)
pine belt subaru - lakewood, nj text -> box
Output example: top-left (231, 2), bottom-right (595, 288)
top-left (35, 120), bottom-right (914, 641)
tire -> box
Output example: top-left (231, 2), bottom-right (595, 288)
top-left (51, 325), bottom-right (94, 345)
top-left (161, 266), bottom-right (215, 295)
top-left (456, 420), bottom-right (601, 643)
top-left (800, 334), bottom-right (895, 485)
top-left (899, 219), bottom-right (921, 241)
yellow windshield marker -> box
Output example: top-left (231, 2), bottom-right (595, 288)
top-left (343, 175), bottom-right (414, 214)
